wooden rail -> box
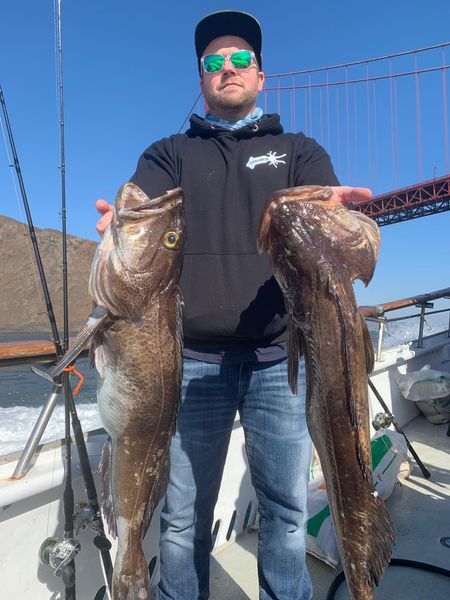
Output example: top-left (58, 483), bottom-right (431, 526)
top-left (1, 287), bottom-right (449, 366)
top-left (0, 338), bottom-right (88, 367)
top-left (359, 287), bottom-right (450, 317)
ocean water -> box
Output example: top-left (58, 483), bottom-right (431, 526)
top-left (0, 333), bottom-right (101, 456)
top-left (0, 312), bottom-right (448, 457)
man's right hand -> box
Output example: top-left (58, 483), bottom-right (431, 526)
top-left (96, 199), bottom-right (114, 236)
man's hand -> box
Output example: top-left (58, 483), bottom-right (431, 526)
top-left (96, 199), bottom-right (114, 236)
top-left (330, 186), bottom-right (372, 207)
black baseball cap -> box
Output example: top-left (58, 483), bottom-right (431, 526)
top-left (195, 10), bottom-right (262, 74)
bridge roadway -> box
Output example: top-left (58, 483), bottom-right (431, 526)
top-left (351, 174), bottom-right (450, 226)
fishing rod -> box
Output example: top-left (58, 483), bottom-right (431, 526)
top-left (369, 379), bottom-right (431, 479)
top-left (55, 0), bottom-right (77, 594)
top-left (1, 82), bottom-right (112, 593)
top-left (44, 1), bottom-right (114, 596)
top-left (0, 3), bottom-right (113, 596)
top-left (0, 79), bottom-right (78, 596)
top-left (0, 85), bottom-right (63, 358)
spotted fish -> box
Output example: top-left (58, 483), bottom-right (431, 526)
top-left (257, 185), bottom-right (395, 600)
top-left (49, 183), bottom-right (184, 599)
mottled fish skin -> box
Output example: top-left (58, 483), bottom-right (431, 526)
top-left (90, 183), bottom-right (184, 600)
top-left (258, 186), bottom-right (395, 600)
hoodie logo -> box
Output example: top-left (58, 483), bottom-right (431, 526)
top-left (246, 151), bottom-right (287, 170)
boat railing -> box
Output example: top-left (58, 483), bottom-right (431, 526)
top-left (360, 287), bottom-right (450, 361)
top-left (1, 286), bottom-right (449, 469)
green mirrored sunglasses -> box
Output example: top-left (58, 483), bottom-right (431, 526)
top-left (201, 50), bottom-right (256, 74)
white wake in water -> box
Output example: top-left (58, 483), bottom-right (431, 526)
top-left (381, 311), bottom-right (448, 348)
top-left (0, 403), bottom-right (102, 455)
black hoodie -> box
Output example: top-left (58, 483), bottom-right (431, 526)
top-left (131, 113), bottom-right (339, 363)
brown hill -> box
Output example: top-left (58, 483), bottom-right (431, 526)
top-left (0, 215), bottom-right (97, 333)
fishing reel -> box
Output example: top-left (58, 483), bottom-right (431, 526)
top-left (38, 537), bottom-right (80, 586)
top-left (73, 502), bottom-right (112, 551)
top-left (372, 411), bottom-right (393, 430)
top-left (38, 503), bottom-right (111, 586)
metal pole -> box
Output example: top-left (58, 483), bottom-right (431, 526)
top-left (417, 304), bottom-right (426, 348)
top-left (11, 384), bottom-right (63, 479)
top-left (376, 319), bottom-right (385, 362)
top-left (416, 302), bottom-right (433, 348)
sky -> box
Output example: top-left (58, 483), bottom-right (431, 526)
top-left (0, 0), bottom-right (449, 308)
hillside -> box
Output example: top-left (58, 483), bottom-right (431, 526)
top-left (0, 215), bottom-right (97, 333)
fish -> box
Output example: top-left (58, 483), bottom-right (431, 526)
top-left (47, 182), bottom-right (185, 599)
top-left (257, 185), bottom-right (395, 600)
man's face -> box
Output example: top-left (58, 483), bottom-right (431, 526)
top-left (200, 35), bottom-right (265, 119)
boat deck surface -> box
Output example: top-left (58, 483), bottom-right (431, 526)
top-left (209, 416), bottom-right (450, 599)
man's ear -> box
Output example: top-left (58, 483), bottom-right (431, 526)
top-left (257, 71), bottom-right (265, 92)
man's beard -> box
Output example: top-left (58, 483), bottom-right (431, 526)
top-left (206, 88), bottom-right (257, 119)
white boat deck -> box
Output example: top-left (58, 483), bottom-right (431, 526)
top-left (1, 330), bottom-right (450, 599)
top-left (210, 415), bottom-right (450, 599)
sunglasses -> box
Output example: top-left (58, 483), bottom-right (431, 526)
top-left (201, 50), bottom-right (257, 74)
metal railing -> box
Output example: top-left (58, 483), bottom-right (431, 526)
top-left (360, 287), bottom-right (450, 361)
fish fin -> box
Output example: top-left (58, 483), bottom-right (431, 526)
top-left (170, 289), bottom-right (184, 437)
top-left (48, 306), bottom-right (109, 380)
top-left (333, 210), bottom-right (380, 286)
top-left (142, 454), bottom-right (170, 539)
top-left (360, 312), bottom-right (375, 373)
top-left (328, 277), bottom-right (372, 480)
top-left (363, 491), bottom-right (397, 586)
top-left (99, 437), bottom-right (117, 538)
top-left (288, 319), bottom-right (303, 395)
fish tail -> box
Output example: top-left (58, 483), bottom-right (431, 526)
top-left (341, 493), bottom-right (395, 599)
top-left (112, 544), bottom-right (149, 600)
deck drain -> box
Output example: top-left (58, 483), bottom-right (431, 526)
top-left (439, 537), bottom-right (450, 548)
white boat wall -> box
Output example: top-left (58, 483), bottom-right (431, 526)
top-left (0, 290), bottom-right (449, 599)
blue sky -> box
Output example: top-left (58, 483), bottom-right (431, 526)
top-left (0, 0), bottom-right (449, 306)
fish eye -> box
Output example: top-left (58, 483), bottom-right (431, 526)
top-left (283, 244), bottom-right (292, 256)
top-left (163, 230), bottom-right (179, 249)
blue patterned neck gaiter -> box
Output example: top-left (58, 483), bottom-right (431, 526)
top-left (205, 107), bottom-right (263, 130)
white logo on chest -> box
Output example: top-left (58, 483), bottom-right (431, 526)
top-left (246, 151), bottom-right (287, 170)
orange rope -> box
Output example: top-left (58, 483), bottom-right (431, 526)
top-left (63, 364), bottom-right (85, 396)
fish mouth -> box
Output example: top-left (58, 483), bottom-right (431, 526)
top-left (257, 186), bottom-right (334, 254)
top-left (257, 196), bottom-right (282, 254)
top-left (118, 185), bottom-right (183, 218)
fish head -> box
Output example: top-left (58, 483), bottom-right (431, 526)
top-left (257, 185), bottom-right (380, 297)
top-left (112, 183), bottom-right (185, 286)
top-left (89, 183), bottom-right (185, 317)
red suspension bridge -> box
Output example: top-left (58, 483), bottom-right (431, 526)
top-left (188, 41), bottom-right (450, 226)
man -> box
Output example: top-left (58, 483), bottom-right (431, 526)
top-left (96, 11), bottom-right (372, 600)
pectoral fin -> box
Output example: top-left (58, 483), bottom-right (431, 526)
top-left (99, 437), bottom-right (117, 537)
top-left (360, 312), bottom-right (375, 374)
top-left (347, 211), bottom-right (381, 286)
top-left (47, 306), bottom-right (109, 380)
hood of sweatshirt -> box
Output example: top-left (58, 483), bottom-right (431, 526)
top-left (186, 113), bottom-right (284, 139)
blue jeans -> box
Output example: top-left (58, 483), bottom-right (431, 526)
top-left (156, 357), bottom-right (313, 600)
